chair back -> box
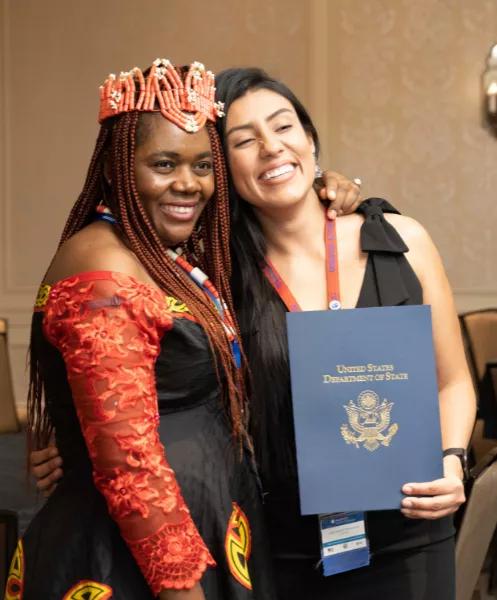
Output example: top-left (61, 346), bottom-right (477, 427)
top-left (0, 319), bottom-right (20, 433)
top-left (460, 310), bottom-right (497, 462)
top-left (459, 309), bottom-right (497, 383)
top-left (456, 448), bottom-right (497, 600)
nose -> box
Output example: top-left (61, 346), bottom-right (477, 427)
top-left (257, 132), bottom-right (283, 157)
top-left (171, 166), bottom-right (201, 194)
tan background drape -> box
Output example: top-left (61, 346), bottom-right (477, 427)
top-left (1, 0), bottom-right (496, 410)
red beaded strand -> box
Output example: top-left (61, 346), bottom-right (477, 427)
top-left (98, 59), bottom-right (225, 133)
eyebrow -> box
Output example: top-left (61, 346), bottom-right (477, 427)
top-left (225, 108), bottom-right (294, 138)
top-left (147, 150), bottom-right (212, 160)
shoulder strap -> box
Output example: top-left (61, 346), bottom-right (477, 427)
top-left (356, 198), bottom-right (418, 306)
top-left (356, 198), bottom-right (409, 254)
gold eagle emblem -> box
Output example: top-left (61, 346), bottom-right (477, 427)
top-left (340, 390), bottom-right (398, 452)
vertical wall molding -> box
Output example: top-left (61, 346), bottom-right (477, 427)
top-left (308, 0), bottom-right (330, 165)
top-left (0, 0), bottom-right (37, 304)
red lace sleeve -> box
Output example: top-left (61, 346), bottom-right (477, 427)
top-left (43, 271), bottom-right (215, 593)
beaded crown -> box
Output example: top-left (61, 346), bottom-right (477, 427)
top-left (98, 58), bottom-right (225, 132)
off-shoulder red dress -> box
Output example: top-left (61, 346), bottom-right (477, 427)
top-left (7, 272), bottom-right (275, 600)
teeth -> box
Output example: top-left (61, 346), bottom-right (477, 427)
top-left (163, 205), bottom-right (195, 215)
top-left (262, 164), bottom-right (295, 180)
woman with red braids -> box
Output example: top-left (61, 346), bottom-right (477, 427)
top-left (13, 59), bottom-right (359, 600)
top-left (10, 59), bottom-right (277, 600)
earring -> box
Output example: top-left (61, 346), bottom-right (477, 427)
top-left (313, 150), bottom-right (322, 179)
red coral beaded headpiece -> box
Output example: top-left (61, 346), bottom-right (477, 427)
top-left (98, 58), bottom-right (225, 132)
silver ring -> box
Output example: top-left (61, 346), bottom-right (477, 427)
top-left (353, 177), bottom-right (362, 187)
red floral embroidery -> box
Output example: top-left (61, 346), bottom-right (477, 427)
top-left (43, 271), bottom-right (215, 594)
top-left (99, 469), bottom-right (158, 518)
top-left (128, 519), bottom-right (213, 591)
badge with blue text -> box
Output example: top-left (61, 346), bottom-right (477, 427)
top-left (319, 511), bottom-right (370, 576)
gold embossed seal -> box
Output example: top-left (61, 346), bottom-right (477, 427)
top-left (340, 390), bottom-right (398, 452)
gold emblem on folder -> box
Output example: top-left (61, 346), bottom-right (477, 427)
top-left (340, 390), bottom-right (398, 452)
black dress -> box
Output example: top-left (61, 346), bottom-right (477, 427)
top-left (6, 272), bottom-right (276, 600)
top-left (258, 200), bottom-right (455, 600)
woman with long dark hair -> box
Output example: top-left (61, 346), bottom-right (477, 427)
top-left (214, 67), bottom-right (475, 599)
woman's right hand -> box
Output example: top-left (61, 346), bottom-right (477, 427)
top-left (30, 445), bottom-right (63, 496)
top-left (317, 170), bottom-right (362, 219)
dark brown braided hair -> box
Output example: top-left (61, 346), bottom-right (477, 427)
top-left (27, 65), bottom-right (248, 454)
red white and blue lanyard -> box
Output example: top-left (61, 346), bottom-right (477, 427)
top-left (95, 205), bottom-right (241, 368)
top-left (263, 219), bottom-right (341, 312)
top-left (165, 247), bottom-right (241, 368)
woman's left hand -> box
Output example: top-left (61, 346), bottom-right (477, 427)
top-left (317, 170), bottom-right (362, 219)
top-left (400, 456), bottom-right (466, 519)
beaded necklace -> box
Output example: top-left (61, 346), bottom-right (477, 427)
top-left (95, 204), bottom-right (117, 224)
top-left (165, 247), bottom-right (241, 368)
top-left (94, 205), bottom-right (241, 368)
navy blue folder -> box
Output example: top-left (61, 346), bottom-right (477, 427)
top-left (286, 305), bottom-right (443, 514)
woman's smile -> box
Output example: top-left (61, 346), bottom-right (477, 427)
top-left (259, 162), bottom-right (297, 184)
top-left (134, 113), bottom-right (214, 246)
top-left (159, 201), bottom-right (200, 221)
top-left (225, 88), bottom-right (316, 212)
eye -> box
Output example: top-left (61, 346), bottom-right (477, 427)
top-left (194, 161), bottom-right (213, 174)
top-left (276, 123), bottom-right (292, 133)
top-left (154, 160), bottom-right (175, 170)
top-left (233, 137), bottom-right (256, 149)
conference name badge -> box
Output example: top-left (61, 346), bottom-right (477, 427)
top-left (319, 511), bottom-right (370, 576)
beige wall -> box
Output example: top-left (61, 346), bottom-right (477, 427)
top-left (310, 0), bottom-right (497, 308)
top-left (1, 0), bottom-right (496, 409)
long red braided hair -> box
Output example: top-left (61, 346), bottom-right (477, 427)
top-left (27, 65), bottom-right (248, 453)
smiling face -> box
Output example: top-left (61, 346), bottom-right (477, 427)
top-left (133, 113), bottom-right (214, 246)
top-left (224, 88), bottom-right (316, 214)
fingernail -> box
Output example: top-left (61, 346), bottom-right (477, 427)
top-left (402, 499), bottom-right (412, 508)
top-left (329, 190), bottom-right (337, 200)
top-left (328, 209), bottom-right (337, 220)
top-left (403, 485), bottom-right (413, 494)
